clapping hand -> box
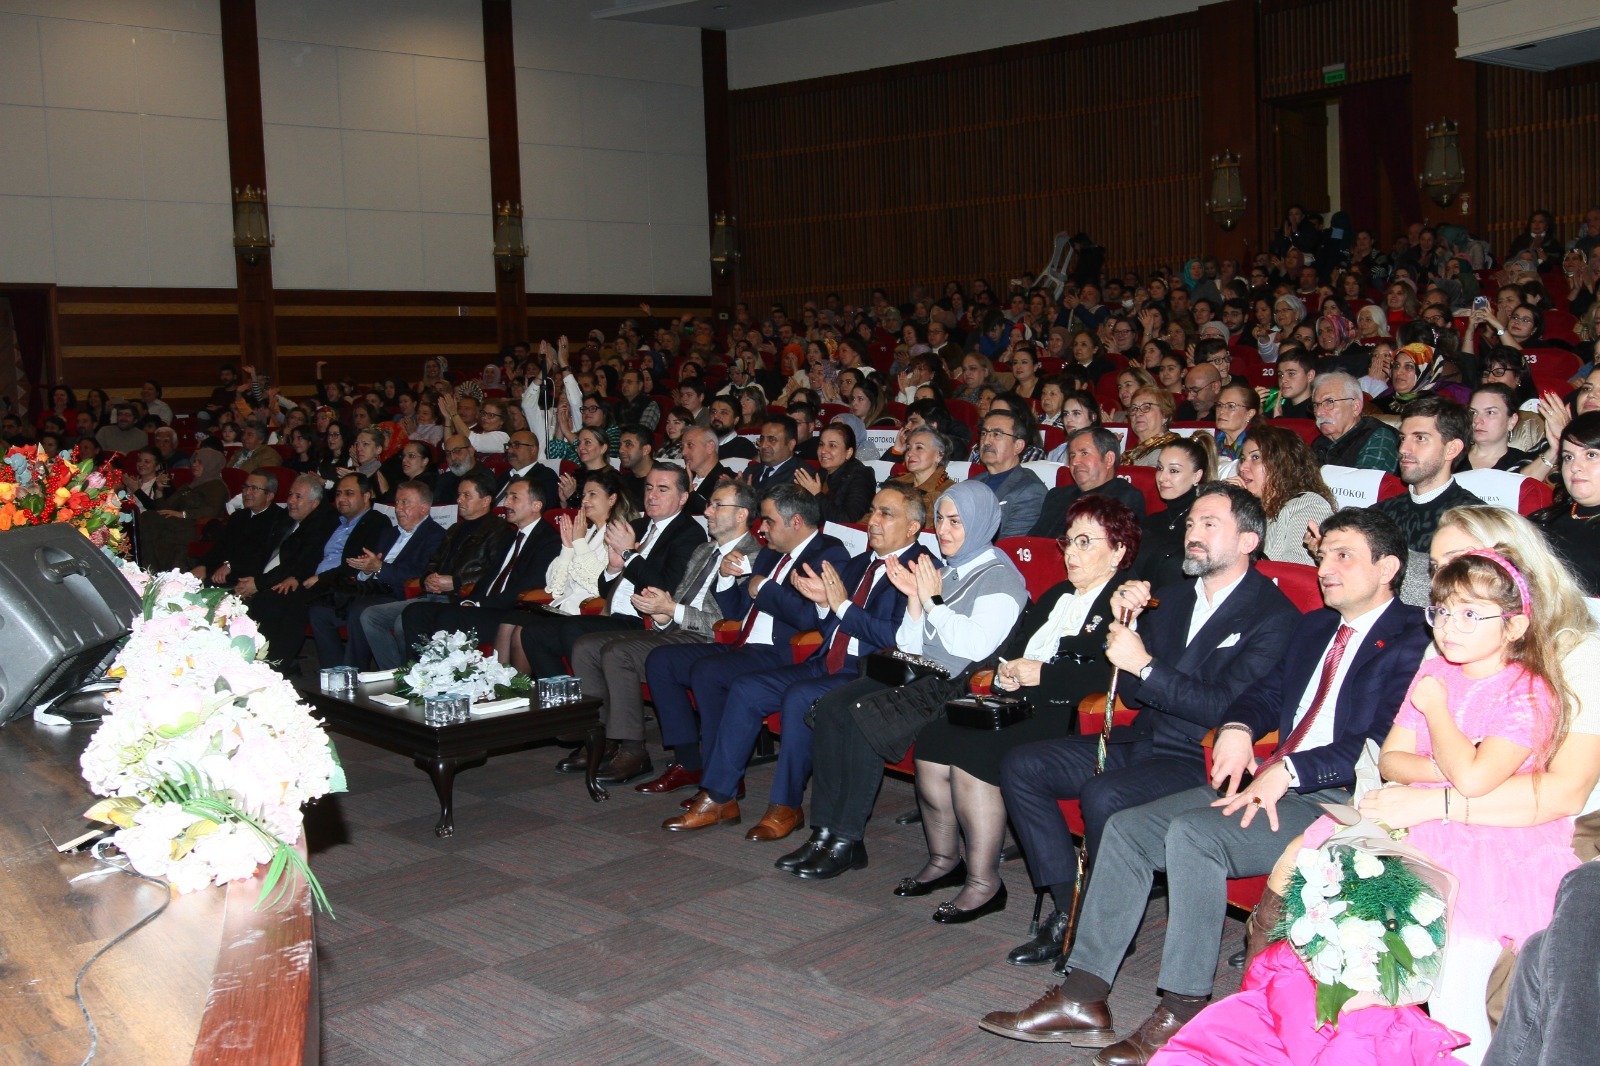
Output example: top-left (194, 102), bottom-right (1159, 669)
top-left (792, 563), bottom-right (828, 604)
top-left (884, 553), bottom-right (919, 599)
top-left (631, 586), bottom-right (674, 619)
top-left (557, 471), bottom-right (577, 503)
top-left (555, 513), bottom-right (574, 548)
top-left (346, 548), bottom-right (383, 573)
top-left (794, 467), bottom-right (823, 495)
top-left (605, 517), bottom-right (637, 555)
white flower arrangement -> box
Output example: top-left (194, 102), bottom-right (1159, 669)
top-left (394, 629), bottom-right (528, 702)
top-left (1279, 835), bottom-right (1448, 1026)
top-left (80, 569), bottom-right (344, 912)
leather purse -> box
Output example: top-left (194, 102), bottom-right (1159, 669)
top-left (944, 694), bottom-right (1033, 730)
top-left (861, 649), bottom-right (951, 686)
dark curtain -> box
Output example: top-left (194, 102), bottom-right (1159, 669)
top-left (1339, 78), bottom-right (1419, 232)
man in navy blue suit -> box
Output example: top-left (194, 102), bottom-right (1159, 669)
top-left (997, 483), bottom-right (1301, 970)
top-left (637, 483), bottom-right (849, 799)
top-left (308, 479), bottom-right (446, 667)
top-left (981, 507), bottom-right (1430, 1065)
top-left (664, 484), bottom-right (931, 837)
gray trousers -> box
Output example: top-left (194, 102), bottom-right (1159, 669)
top-left (1483, 862), bottom-right (1600, 1066)
top-left (570, 627), bottom-right (707, 742)
top-left (1065, 783), bottom-right (1349, 997)
top-left (359, 594), bottom-right (448, 668)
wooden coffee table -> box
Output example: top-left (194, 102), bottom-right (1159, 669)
top-left (298, 678), bottom-right (607, 836)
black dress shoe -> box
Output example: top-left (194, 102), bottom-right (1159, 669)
top-left (794, 838), bottom-right (868, 880)
top-left (553, 744), bottom-right (594, 773)
top-left (595, 749), bottom-right (653, 785)
top-left (775, 827), bottom-right (833, 873)
top-left (931, 883), bottom-right (1008, 924)
top-left (1008, 908), bottom-right (1071, 966)
top-left (893, 861), bottom-right (967, 897)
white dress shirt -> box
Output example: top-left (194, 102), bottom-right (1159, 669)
top-left (828, 544), bottom-right (915, 658)
top-left (673, 537), bottom-right (746, 625)
top-left (1022, 578), bottom-right (1111, 662)
top-left (1186, 568), bottom-right (1248, 644)
top-left (1283, 598), bottom-right (1391, 784)
top-left (608, 516), bottom-right (671, 618)
top-left (743, 530), bottom-right (815, 646)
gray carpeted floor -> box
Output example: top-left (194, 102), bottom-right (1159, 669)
top-left (307, 731), bottom-right (1245, 1065)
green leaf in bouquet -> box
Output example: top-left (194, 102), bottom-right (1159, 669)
top-left (1383, 928), bottom-right (1414, 972)
top-left (1379, 952), bottom-right (1402, 1006)
top-left (1315, 981), bottom-right (1358, 1028)
top-left (154, 710), bottom-right (203, 739)
top-left (84, 796), bottom-right (144, 829)
top-left (170, 817), bottom-right (219, 860)
top-left (230, 635), bottom-right (257, 660)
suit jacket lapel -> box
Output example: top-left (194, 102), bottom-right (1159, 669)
top-left (1174, 574), bottom-right (1259, 673)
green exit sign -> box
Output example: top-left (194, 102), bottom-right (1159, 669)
top-left (1323, 64), bottom-right (1347, 85)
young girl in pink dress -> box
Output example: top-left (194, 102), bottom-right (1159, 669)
top-left (1374, 547), bottom-right (1579, 1060)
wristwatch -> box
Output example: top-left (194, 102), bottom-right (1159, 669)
top-left (1138, 662), bottom-right (1155, 681)
top-left (620, 549), bottom-right (639, 565)
top-left (929, 594), bottom-right (945, 607)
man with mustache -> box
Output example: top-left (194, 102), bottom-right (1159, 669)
top-left (1308, 371), bottom-right (1399, 472)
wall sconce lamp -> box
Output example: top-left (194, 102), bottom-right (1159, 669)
top-left (709, 212), bottom-right (740, 278)
top-left (493, 202), bottom-right (528, 275)
top-left (232, 186), bottom-right (273, 266)
top-left (1205, 152), bottom-right (1247, 232)
top-left (1419, 120), bottom-right (1466, 208)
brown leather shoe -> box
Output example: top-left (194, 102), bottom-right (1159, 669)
top-left (634, 763), bottom-right (701, 794)
top-left (661, 791), bottom-right (740, 832)
top-left (744, 803), bottom-right (804, 841)
top-left (1093, 1007), bottom-right (1185, 1065)
top-left (678, 779), bottom-right (746, 808)
top-left (978, 986), bottom-right (1116, 1046)
top-left (595, 748), bottom-right (653, 785)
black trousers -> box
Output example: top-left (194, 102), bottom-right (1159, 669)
top-left (808, 677), bottom-right (895, 841)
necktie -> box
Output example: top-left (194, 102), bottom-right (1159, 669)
top-left (487, 529), bottom-right (526, 596)
top-left (733, 552), bottom-right (790, 645)
top-left (824, 558), bottom-right (884, 674)
top-left (1258, 624), bottom-right (1354, 772)
top-left (678, 545), bottom-right (723, 616)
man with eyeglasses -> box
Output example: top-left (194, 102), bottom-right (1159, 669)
top-left (191, 470), bottom-right (292, 588)
top-left (638, 483), bottom-right (849, 801)
top-left (1029, 427), bottom-right (1146, 538)
top-left (1175, 365), bottom-right (1223, 422)
top-left (1308, 371), bottom-right (1399, 471)
top-left (992, 483), bottom-right (1299, 975)
top-left (496, 429), bottom-right (559, 508)
top-left (433, 433), bottom-right (485, 514)
top-left (982, 505), bottom-right (1426, 1061)
top-left (972, 409), bottom-right (1047, 539)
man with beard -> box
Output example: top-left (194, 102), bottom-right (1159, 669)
top-left (432, 434), bottom-right (484, 511)
top-left (990, 484), bottom-right (1299, 971)
top-left (1373, 395), bottom-right (1481, 605)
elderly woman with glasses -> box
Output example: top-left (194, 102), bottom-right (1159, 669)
top-left (897, 495), bottom-right (1140, 922)
top-left (1122, 387), bottom-right (1180, 466)
top-left (1212, 381), bottom-right (1259, 466)
top-left (883, 426), bottom-right (957, 528)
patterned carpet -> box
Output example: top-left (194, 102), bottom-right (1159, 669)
top-left (307, 732), bottom-right (1246, 1065)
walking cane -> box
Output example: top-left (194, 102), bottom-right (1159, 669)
top-left (1059, 597), bottom-right (1158, 956)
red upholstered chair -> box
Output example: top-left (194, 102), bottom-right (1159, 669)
top-left (819, 403), bottom-right (849, 424)
top-left (260, 466), bottom-right (297, 503)
top-left (1040, 425), bottom-right (1067, 455)
top-left (1255, 560), bottom-right (1323, 614)
top-left (1454, 469), bottom-right (1554, 516)
top-left (1525, 348), bottom-right (1581, 394)
top-left (1377, 473), bottom-right (1406, 501)
top-left (219, 467), bottom-right (248, 497)
top-left (1273, 419), bottom-right (1320, 447)
top-left (996, 536), bottom-right (1067, 601)
top-left (1114, 465), bottom-right (1163, 515)
top-left (945, 399), bottom-right (981, 436)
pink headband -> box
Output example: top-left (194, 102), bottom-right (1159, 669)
top-left (1463, 549), bottom-right (1531, 614)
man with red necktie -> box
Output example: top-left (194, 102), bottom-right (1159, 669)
top-left (638, 483), bottom-right (849, 798)
top-left (979, 507), bottom-right (1430, 1065)
top-left (664, 483), bottom-right (932, 839)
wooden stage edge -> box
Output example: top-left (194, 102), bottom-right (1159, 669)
top-left (0, 711), bottom-right (316, 1066)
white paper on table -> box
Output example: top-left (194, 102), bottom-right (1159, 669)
top-left (471, 697), bottom-right (528, 716)
top-left (368, 693), bottom-right (410, 708)
top-left (357, 669), bottom-right (397, 684)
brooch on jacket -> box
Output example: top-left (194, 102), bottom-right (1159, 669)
top-left (1083, 615), bottom-right (1104, 633)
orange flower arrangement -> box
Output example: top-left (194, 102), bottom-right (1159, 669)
top-left (0, 444), bottom-right (130, 554)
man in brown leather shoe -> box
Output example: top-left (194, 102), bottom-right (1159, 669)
top-left (979, 508), bottom-right (1431, 1064)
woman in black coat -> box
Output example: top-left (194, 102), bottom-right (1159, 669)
top-left (794, 421), bottom-right (878, 523)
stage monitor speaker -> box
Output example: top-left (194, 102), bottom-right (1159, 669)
top-left (0, 525), bottom-right (140, 726)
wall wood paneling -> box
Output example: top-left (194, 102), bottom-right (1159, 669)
top-left (1258, 0), bottom-right (1410, 99)
top-left (729, 14), bottom-right (1205, 310)
top-left (1482, 61), bottom-right (1600, 253)
top-left (54, 289), bottom-right (708, 406)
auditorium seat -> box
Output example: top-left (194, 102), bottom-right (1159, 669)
top-left (1273, 418), bottom-right (1320, 447)
top-left (1115, 465), bottom-right (1164, 514)
top-left (1454, 468), bottom-right (1554, 516)
top-left (996, 536), bottom-right (1067, 600)
top-left (1525, 348), bottom-right (1580, 394)
top-left (1255, 560), bottom-right (1323, 613)
top-left (260, 467), bottom-right (296, 503)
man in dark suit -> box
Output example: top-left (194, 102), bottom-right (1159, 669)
top-left (495, 429), bottom-right (560, 509)
top-left (708, 397), bottom-right (757, 461)
top-left (307, 479), bottom-right (446, 667)
top-left (364, 469), bottom-right (510, 668)
top-left (998, 483), bottom-right (1299, 968)
top-left (981, 507), bottom-right (1429, 1064)
top-left (743, 414), bottom-right (803, 495)
top-left (248, 473), bottom-right (391, 673)
top-left (666, 484), bottom-right (932, 838)
top-left (639, 482), bottom-right (850, 798)
top-left (232, 473), bottom-right (337, 603)
top-left (515, 465), bottom-right (705, 677)
top-left (561, 479), bottom-right (764, 785)
top-left (681, 425), bottom-right (735, 516)
top-left (1030, 427), bottom-right (1146, 538)
top-left (615, 423), bottom-right (656, 512)
top-left (191, 469), bottom-right (291, 587)
top-left (399, 474), bottom-right (561, 652)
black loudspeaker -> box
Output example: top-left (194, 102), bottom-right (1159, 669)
top-left (0, 525), bottom-right (140, 725)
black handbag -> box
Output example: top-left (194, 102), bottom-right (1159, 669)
top-left (860, 649), bottom-right (951, 686)
top-left (944, 694), bottom-right (1033, 730)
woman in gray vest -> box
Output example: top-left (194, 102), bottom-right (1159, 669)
top-left (776, 481), bottom-right (1028, 882)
